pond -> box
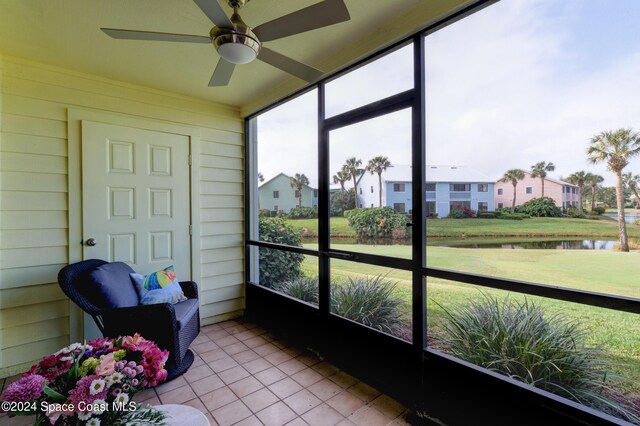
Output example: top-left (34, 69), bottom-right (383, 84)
top-left (430, 238), bottom-right (618, 250)
top-left (604, 212), bottom-right (640, 223)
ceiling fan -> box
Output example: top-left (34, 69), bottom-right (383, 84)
top-left (101, 0), bottom-right (350, 87)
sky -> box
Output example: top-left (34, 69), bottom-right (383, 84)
top-left (256, 0), bottom-right (640, 188)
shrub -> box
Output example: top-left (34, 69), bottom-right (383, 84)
top-left (331, 189), bottom-right (356, 217)
top-left (435, 294), bottom-right (639, 422)
top-left (462, 207), bottom-right (476, 218)
top-left (477, 211), bottom-right (495, 219)
top-left (288, 206), bottom-right (318, 219)
top-left (447, 208), bottom-right (465, 219)
top-left (258, 217), bottom-right (304, 288)
top-left (567, 207), bottom-right (586, 218)
top-left (331, 275), bottom-right (404, 334)
top-left (591, 206), bottom-right (606, 215)
top-left (274, 277), bottom-right (318, 304)
top-left (346, 207), bottom-right (410, 239)
top-left (515, 197), bottom-right (562, 217)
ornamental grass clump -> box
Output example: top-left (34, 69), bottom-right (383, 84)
top-left (435, 294), bottom-right (639, 423)
top-left (274, 277), bottom-right (319, 304)
top-left (331, 275), bottom-right (404, 334)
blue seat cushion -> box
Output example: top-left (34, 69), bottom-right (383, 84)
top-left (87, 262), bottom-right (139, 308)
top-left (173, 298), bottom-right (199, 330)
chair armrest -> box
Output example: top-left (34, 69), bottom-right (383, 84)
top-left (180, 281), bottom-right (198, 299)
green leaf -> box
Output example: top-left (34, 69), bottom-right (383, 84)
top-left (43, 384), bottom-right (67, 402)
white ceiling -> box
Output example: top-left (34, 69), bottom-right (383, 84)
top-left (0, 0), bottom-right (472, 114)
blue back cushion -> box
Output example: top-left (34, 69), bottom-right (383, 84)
top-left (88, 262), bottom-right (139, 308)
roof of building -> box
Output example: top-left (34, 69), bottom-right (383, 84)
top-left (259, 172), bottom-right (315, 190)
top-left (378, 164), bottom-right (495, 183)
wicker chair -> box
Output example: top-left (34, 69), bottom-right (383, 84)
top-left (58, 259), bottom-right (199, 381)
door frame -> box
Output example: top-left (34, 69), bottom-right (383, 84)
top-left (67, 108), bottom-right (202, 342)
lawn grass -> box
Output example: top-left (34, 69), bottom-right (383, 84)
top-left (299, 243), bottom-right (640, 393)
top-left (289, 216), bottom-right (640, 239)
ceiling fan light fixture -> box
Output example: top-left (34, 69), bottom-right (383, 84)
top-left (214, 33), bottom-right (260, 64)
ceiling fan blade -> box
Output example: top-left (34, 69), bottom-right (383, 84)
top-left (258, 47), bottom-right (323, 83)
top-left (209, 59), bottom-right (235, 86)
top-left (253, 0), bottom-right (350, 42)
top-left (193, 0), bottom-right (233, 28)
top-left (101, 28), bottom-right (211, 43)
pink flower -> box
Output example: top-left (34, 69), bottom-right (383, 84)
top-left (46, 400), bottom-right (74, 424)
top-left (95, 353), bottom-right (115, 376)
top-left (0, 375), bottom-right (46, 404)
top-left (69, 375), bottom-right (107, 405)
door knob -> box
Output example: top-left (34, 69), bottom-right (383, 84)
top-left (85, 238), bottom-right (97, 246)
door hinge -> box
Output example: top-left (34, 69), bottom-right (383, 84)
top-left (188, 154), bottom-right (192, 166)
top-left (189, 224), bottom-right (193, 235)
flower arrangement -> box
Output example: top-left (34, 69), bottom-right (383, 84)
top-left (1, 334), bottom-right (169, 425)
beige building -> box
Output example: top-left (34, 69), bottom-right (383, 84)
top-left (494, 171), bottom-right (580, 210)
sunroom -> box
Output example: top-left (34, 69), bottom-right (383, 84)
top-left (1, 0), bottom-right (639, 425)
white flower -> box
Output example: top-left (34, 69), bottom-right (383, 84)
top-left (105, 372), bottom-right (124, 386)
top-left (114, 392), bottom-right (129, 405)
top-left (77, 411), bottom-right (92, 421)
top-left (92, 399), bottom-right (107, 415)
top-left (60, 356), bottom-right (73, 362)
top-left (87, 418), bottom-right (101, 426)
top-left (90, 378), bottom-right (106, 395)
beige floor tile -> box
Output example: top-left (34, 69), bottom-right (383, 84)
top-left (155, 375), bottom-right (187, 394)
top-left (283, 389), bottom-right (322, 415)
top-left (201, 348), bottom-right (230, 363)
top-left (291, 368), bottom-right (323, 388)
top-left (254, 342), bottom-right (280, 357)
top-left (183, 364), bottom-right (215, 383)
top-left (209, 356), bottom-right (240, 373)
top-left (190, 374), bottom-right (226, 396)
top-left (229, 376), bottom-right (264, 398)
top-left (256, 401), bottom-right (298, 426)
top-left (347, 382), bottom-right (381, 403)
top-left (200, 386), bottom-right (238, 412)
top-left (234, 415), bottom-right (264, 426)
top-left (244, 357), bottom-right (273, 375)
top-left (268, 377), bottom-right (304, 399)
top-left (242, 387), bottom-right (280, 413)
top-left (278, 358), bottom-right (307, 376)
top-left (265, 350), bottom-right (294, 365)
top-left (224, 341), bottom-right (250, 355)
top-left (212, 399), bottom-right (252, 426)
top-left (296, 353), bottom-right (321, 367)
top-left (192, 340), bottom-right (220, 354)
top-left (328, 372), bottom-right (358, 389)
top-left (244, 336), bottom-right (269, 349)
top-left (371, 394), bottom-right (406, 420)
top-left (219, 365), bottom-right (251, 384)
top-left (301, 403), bottom-right (345, 426)
top-left (326, 391), bottom-right (366, 417)
top-left (348, 406), bottom-right (390, 426)
top-left (255, 366), bottom-right (288, 386)
top-left (311, 362), bottom-right (339, 377)
top-left (217, 335), bottom-right (241, 348)
top-left (232, 349), bottom-right (261, 365)
top-left (158, 384), bottom-right (197, 405)
top-left (183, 397), bottom-right (208, 414)
top-left (285, 418), bottom-right (310, 426)
top-left (307, 378), bottom-right (343, 401)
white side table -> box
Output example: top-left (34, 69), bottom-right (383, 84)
top-left (154, 404), bottom-right (210, 426)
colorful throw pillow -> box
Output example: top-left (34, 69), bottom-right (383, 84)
top-left (130, 266), bottom-right (187, 305)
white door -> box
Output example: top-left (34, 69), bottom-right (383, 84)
top-left (81, 121), bottom-right (191, 279)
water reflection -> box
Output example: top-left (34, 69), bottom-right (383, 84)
top-left (435, 239), bottom-right (617, 250)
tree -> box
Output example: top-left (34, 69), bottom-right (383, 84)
top-left (565, 171), bottom-right (587, 211)
top-left (586, 173), bottom-right (604, 211)
top-left (500, 169), bottom-right (526, 213)
top-left (366, 156), bottom-right (392, 207)
top-left (330, 188), bottom-right (355, 216)
top-left (587, 128), bottom-right (640, 252)
top-left (530, 161), bottom-right (555, 197)
top-left (258, 172), bottom-right (264, 183)
top-left (623, 172), bottom-right (640, 208)
top-left (289, 173), bottom-right (310, 208)
top-left (344, 157), bottom-right (364, 209)
top-left (332, 169), bottom-right (349, 191)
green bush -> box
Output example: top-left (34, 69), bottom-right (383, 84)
top-left (258, 217), bottom-right (304, 288)
top-left (288, 206), bottom-right (318, 219)
top-left (447, 208), bottom-right (466, 219)
top-left (498, 213), bottom-right (524, 220)
top-left (274, 277), bottom-right (318, 304)
top-left (331, 275), bottom-right (404, 334)
top-left (435, 294), bottom-right (639, 422)
top-left (591, 206), bottom-right (606, 215)
top-left (515, 197), bottom-right (562, 217)
top-left (346, 207), bottom-right (410, 239)
top-left (567, 207), bottom-right (586, 218)
top-left (477, 211), bottom-right (496, 219)
top-left (331, 189), bottom-right (356, 217)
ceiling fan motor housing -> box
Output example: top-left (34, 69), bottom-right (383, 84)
top-left (210, 10), bottom-right (260, 64)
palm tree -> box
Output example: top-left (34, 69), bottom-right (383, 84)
top-left (623, 172), bottom-right (640, 208)
top-left (343, 157), bottom-right (364, 209)
top-left (332, 169), bottom-right (349, 192)
top-left (587, 128), bottom-right (640, 252)
top-left (366, 156), bottom-right (392, 207)
top-left (500, 169), bottom-right (526, 214)
top-left (565, 171), bottom-right (587, 211)
top-left (530, 161), bottom-right (555, 197)
top-left (289, 173), bottom-right (310, 208)
top-left (586, 173), bottom-right (604, 211)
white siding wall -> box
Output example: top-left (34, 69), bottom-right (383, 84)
top-left (0, 55), bottom-right (244, 377)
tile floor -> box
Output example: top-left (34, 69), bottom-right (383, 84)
top-left (0, 319), bottom-right (412, 425)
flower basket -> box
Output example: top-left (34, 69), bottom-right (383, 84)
top-left (1, 334), bottom-right (170, 425)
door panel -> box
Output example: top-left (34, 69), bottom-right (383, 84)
top-left (81, 121), bottom-right (191, 279)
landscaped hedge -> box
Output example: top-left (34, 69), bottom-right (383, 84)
top-left (346, 207), bottom-right (410, 239)
top-left (258, 216), bottom-right (304, 288)
top-left (287, 206), bottom-right (318, 219)
top-left (515, 197), bottom-right (562, 217)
